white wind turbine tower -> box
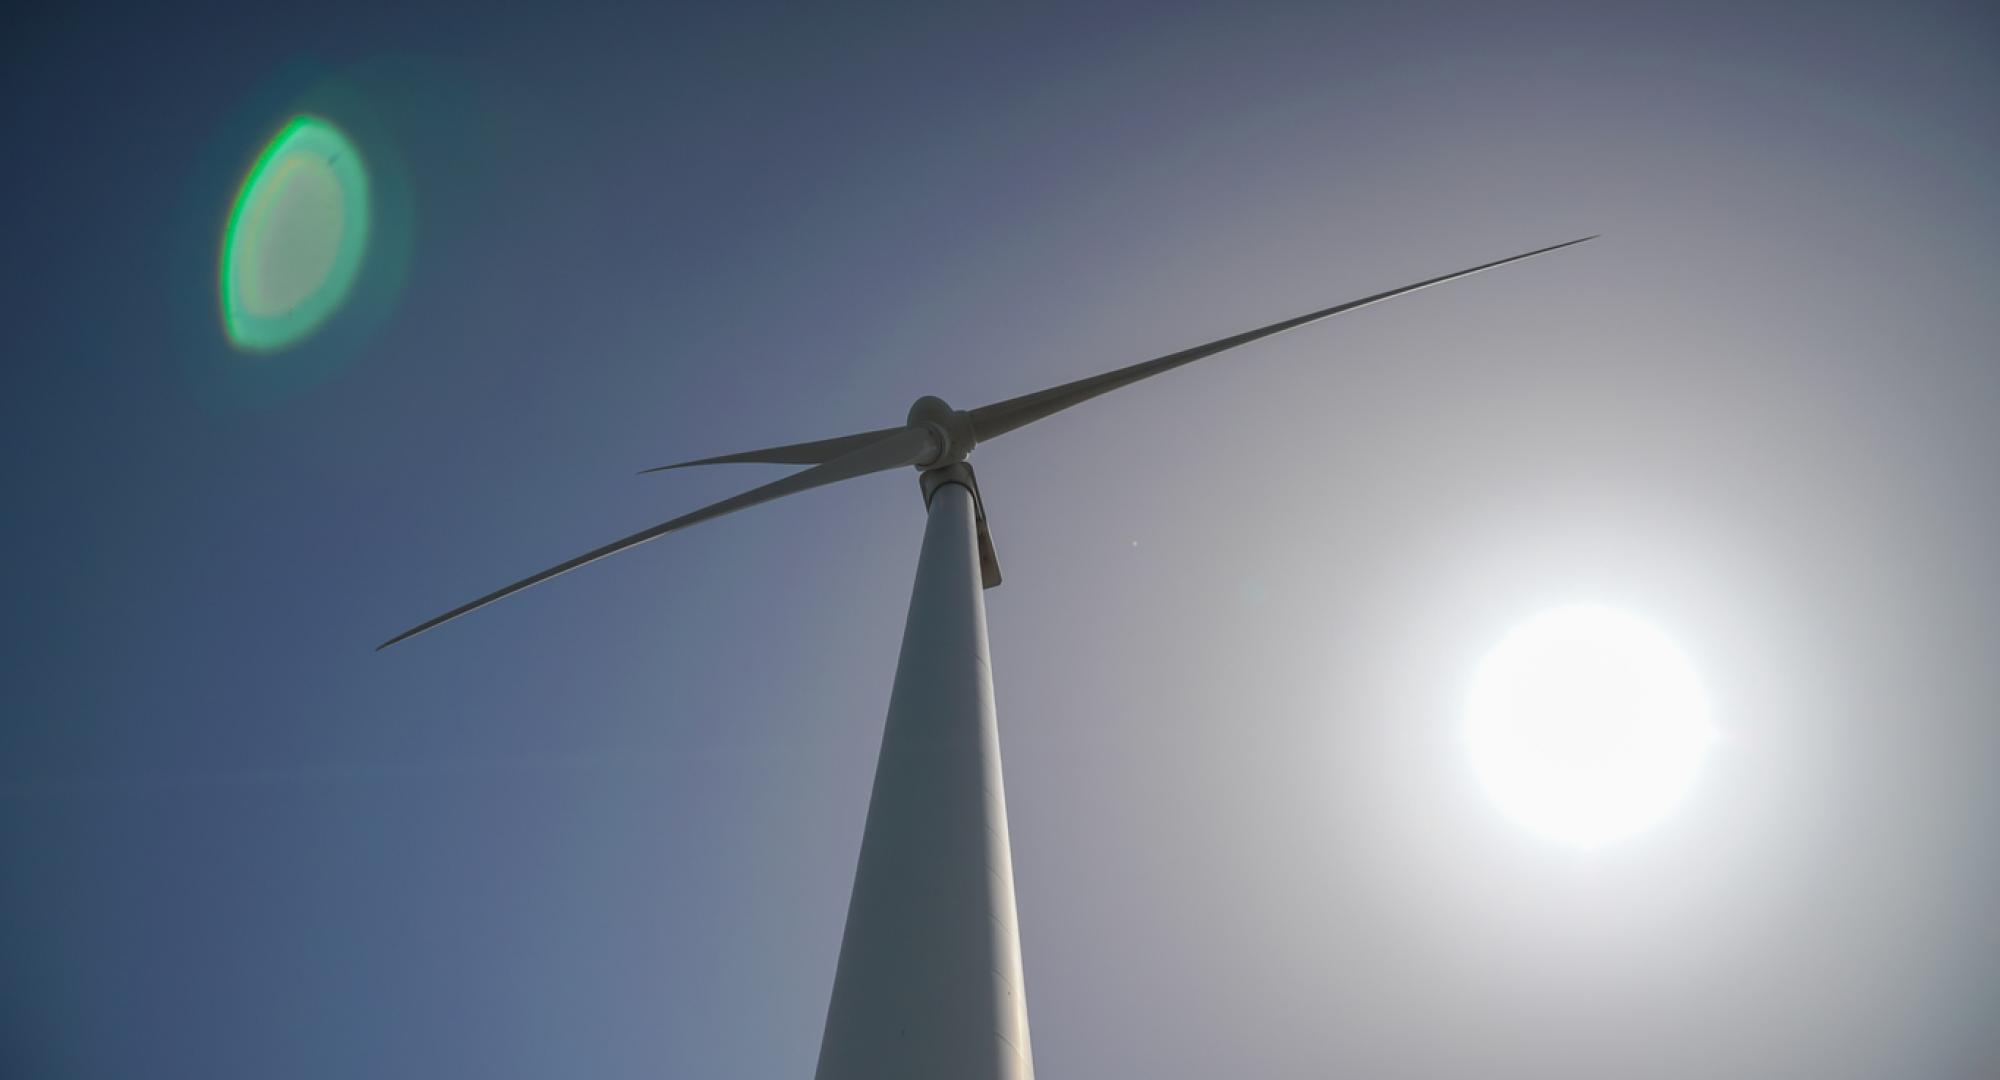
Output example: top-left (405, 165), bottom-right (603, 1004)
top-left (380, 236), bottom-right (1594, 1078)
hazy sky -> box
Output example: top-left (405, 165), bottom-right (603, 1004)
top-left (6, 3), bottom-right (1997, 1077)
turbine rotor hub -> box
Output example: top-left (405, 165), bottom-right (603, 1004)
top-left (907, 395), bottom-right (977, 468)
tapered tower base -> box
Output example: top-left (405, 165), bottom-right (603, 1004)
top-left (814, 476), bottom-right (1033, 1079)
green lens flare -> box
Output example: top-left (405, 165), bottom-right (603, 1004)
top-left (219, 115), bottom-right (370, 352)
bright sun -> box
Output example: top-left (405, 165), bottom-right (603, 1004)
top-left (1466, 606), bottom-right (1714, 846)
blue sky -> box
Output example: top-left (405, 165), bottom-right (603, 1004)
top-left (5, 3), bottom-right (1998, 1076)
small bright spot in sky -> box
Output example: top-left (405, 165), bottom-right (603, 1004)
top-left (219, 115), bottom-right (370, 353)
top-left (1466, 606), bottom-right (1714, 847)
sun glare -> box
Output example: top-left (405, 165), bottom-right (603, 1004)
top-left (1466, 606), bottom-right (1714, 846)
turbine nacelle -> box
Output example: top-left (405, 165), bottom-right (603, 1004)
top-left (907, 395), bottom-right (978, 469)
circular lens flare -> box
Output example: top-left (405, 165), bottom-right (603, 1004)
top-left (1466, 606), bottom-right (1714, 846)
top-left (219, 115), bottom-right (370, 353)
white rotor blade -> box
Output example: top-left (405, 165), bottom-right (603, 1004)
top-left (968, 236), bottom-right (1595, 443)
top-left (639, 425), bottom-right (905, 473)
top-left (379, 425), bottom-right (936, 650)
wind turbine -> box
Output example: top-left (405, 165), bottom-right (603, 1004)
top-left (380, 236), bottom-right (1594, 1079)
